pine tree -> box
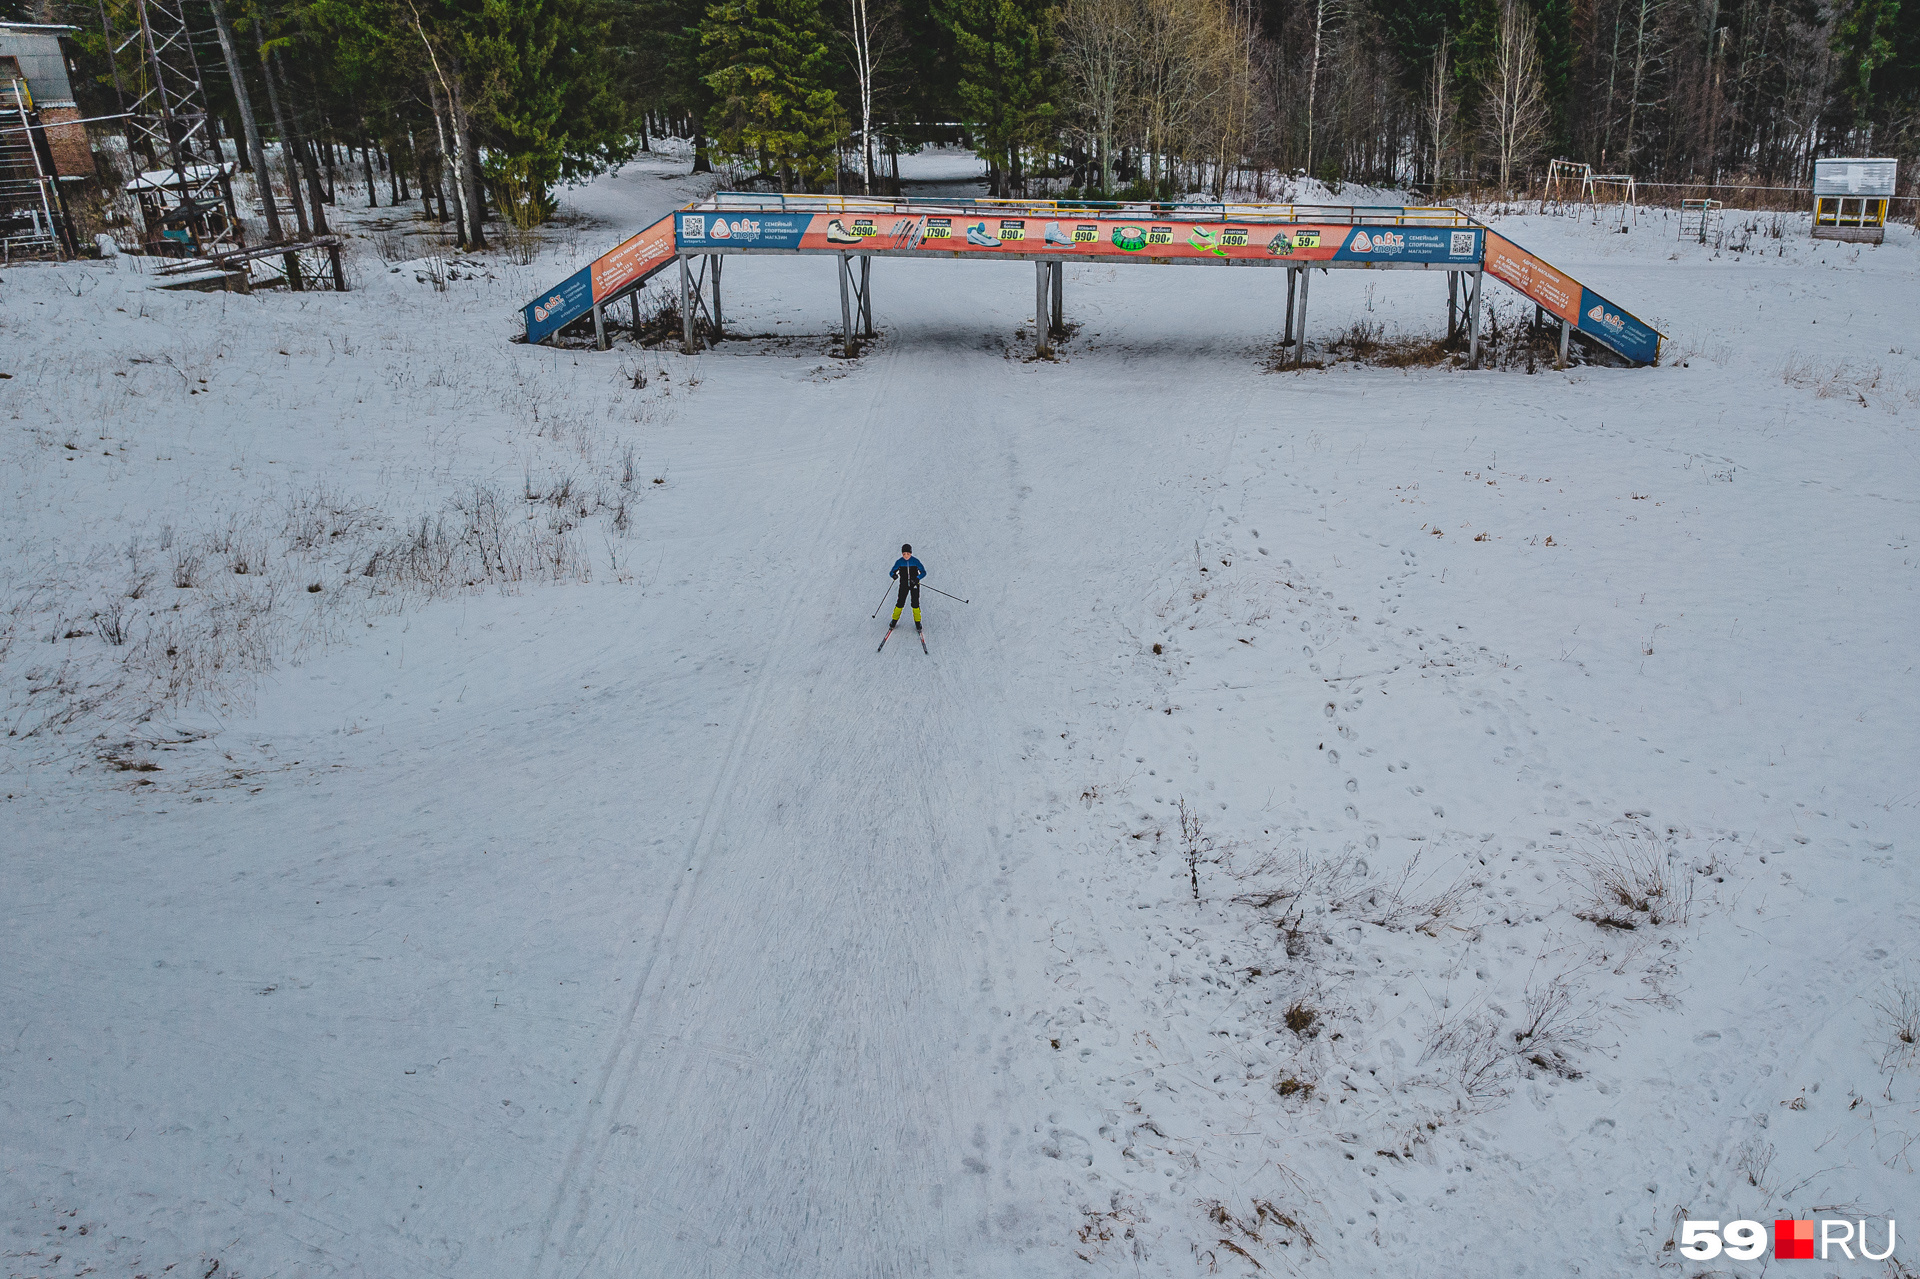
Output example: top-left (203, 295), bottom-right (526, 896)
top-left (1831, 0), bottom-right (1908, 139)
top-left (702, 0), bottom-right (845, 188)
top-left (941, 0), bottom-right (1053, 195)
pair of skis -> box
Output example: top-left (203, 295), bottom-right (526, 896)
top-left (878, 622), bottom-right (928, 654)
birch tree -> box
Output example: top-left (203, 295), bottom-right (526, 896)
top-left (1481, 0), bottom-right (1550, 191)
top-left (1056, 0), bottom-right (1131, 192)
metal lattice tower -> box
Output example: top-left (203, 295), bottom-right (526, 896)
top-left (117, 0), bottom-right (244, 254)
top-left (124, 0), bottom-right (209, 173)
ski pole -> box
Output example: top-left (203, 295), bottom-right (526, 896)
top-left (919, 583), bottom-right (970, 604)
top-left (871, 580), bottom-right (896, 619)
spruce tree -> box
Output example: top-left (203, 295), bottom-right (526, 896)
top-left (941, 0), bottom-right (1053, 195)
top-left (701, 0), bottom-right (845, 189)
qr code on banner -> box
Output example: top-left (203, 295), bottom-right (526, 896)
top-left (1450, 231), bottom-right (1476, 257)
top-left (683, 215), bottom-right (706, 239)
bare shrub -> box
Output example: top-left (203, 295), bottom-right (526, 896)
top-left (94, 600), bottom-right (130, 646)
top-left (1231, 845), bottom-right (1465, 937)
top-left (285, 486), bottom-right (375, 551)
top-left (1422, 1014), bottom-right (1509, 1099)
top-left (1353, 848), bottom-right (1468, 935)
top-left (1177, 797), bottom-right (1214, 900)
top-left (171, 551), bottom-right (202, 590)
top-left (1879, 983), bottom-right (1920, 1072)
top-left (1511, 970), bottom-right (1592, 1078)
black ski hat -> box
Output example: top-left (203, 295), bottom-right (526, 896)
top-left (901, 543), bottom-right (912, 554)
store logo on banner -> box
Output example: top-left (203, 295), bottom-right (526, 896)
top-left (1347, 230), bottom-right (1405, 255)
top-left (1586, 302), bottom-right (1626, 332)
top-left (1678, 1218), bottom-right (1895, 1261)
top-left (532, 291), bottom-right (565, 323)
top-left (710, 218), bottom-right (731, 239)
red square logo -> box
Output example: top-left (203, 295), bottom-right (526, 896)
top-left (1775, 1219), bottom-right (1815, 1260)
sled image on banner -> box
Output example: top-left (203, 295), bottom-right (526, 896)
top-left (523, 212), bottom-right (679, 343)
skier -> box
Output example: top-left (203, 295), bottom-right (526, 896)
top-left (889, 544), bottom-right (926, 632)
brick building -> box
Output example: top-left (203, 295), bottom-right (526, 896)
top-left (0, 23), bottom-right (92, 178)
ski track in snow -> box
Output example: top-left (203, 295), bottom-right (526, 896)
top-left (3, 155), bottom-right (1918, 1277)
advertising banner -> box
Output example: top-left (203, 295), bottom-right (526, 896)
top-left (704, 212), bottom-right (1479, 265)
top-left (1482, 230), bottom-right (1662, 363)
top-left (675, 210), bottom-right (813, 251)
top-left (1329, 225), bottom-right (1482, 264)
top-left (523, 265), bottom-right (593, 344)
top-left (1576, 288), bottom-right (1662, 364)
top-left (591, 215), bottom-right (677, 302)
top-left (1481, 231), bottom-right (1579, 322)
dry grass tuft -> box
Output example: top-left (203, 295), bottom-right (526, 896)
top-left (1878, 983), bottom-right (1920, 1071)
top-left (1567, 826), bottom-right (1691, 929)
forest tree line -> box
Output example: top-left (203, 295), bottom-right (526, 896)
top-left (9, 0), bottom-right (1914, 243)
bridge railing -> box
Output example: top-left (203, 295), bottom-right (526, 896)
top-left (700, 191), bottom-right (1470, 228)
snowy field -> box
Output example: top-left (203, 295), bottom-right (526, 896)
top-left (3, 150), bottom-right (1918, 1277)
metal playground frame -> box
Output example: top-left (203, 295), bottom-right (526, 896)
top-left (523, 193), bottom-right (1666, 368)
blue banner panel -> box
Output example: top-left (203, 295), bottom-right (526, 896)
top-left (1331, 225), bottom-right (1482, 264)
top-left (524, 266), bottom-right (593, 343)
top-left (1576, 287), bottom-right (1662, 364)
top-left (676, 211), bottom-right (812, 251)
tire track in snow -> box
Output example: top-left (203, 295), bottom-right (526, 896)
top-left (530, 343), bottom-right (906, 1279)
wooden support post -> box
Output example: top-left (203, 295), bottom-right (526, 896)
top-left (592, 300), bottom-right (607, 351)
top-left (1446, 271), bottom-right (1457, 343)
top-left (1049, 259), bottom-right (1063, 335)
top-left (1034, 260), bottom-right (1052, 358)
top-left (859, 255), bottom-right (873, 337)
top-left (1557, 317), bottom-right (1570, 370)
top-left (630, 290), bottom-right (641, 335)
top-left (838, 253), bottom-right (855, 357)
top-left (710, 254), bottom-right (724, 341)
top-left (1467, 269), bottom-right (1484, 368)
top-left (327, 243), bottom-right (346, 291)
top-left (284, 250), bottom-right (302, 292)
top-left (680, 254), bottom-right (696, 354)
top-left (1294, 268), bottom-right (1312, 368)
top-left (1282, 268), bottom-right (1297, 346)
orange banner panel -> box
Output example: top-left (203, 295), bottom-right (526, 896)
top-left (1482, 232), bottom-right (1579, 323)
top-left (591, 216), bottom-right (678, 302)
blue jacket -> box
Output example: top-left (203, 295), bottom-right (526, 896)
top-left (890, 556), bottom-right (926, 582)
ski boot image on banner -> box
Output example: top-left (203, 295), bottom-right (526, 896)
top-left (965, 222), bottom-right (999, 248)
